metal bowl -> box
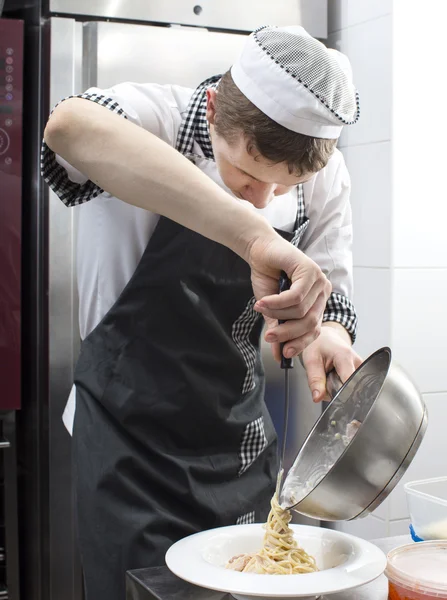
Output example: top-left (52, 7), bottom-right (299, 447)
top-left (279, 347), bottom-right (428, 521)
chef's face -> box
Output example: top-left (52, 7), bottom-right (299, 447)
top-left (206, 90), bottom-right (312, 209)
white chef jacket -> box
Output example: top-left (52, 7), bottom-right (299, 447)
top-left (42, 81), bottom-right (354, 434)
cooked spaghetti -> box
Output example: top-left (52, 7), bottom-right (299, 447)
top-left (226, 484), bottom-right (318, 575)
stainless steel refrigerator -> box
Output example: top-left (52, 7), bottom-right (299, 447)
top-left (2, 1), bottom-right (327, 598)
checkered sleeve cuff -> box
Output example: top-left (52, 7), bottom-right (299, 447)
top-left (323, 292), bottom-right (358, 343)
top-left (41, 93), bottom-right (128, 207)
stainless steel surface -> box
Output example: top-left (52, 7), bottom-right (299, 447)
top-left (82, 20), bottom-right (98, 90)
top-left (92, 22), bottom-right (247, 89)
top-left (358, 406), bottom-right (428, 517)
top-left (50, 0), bottom-right (328, 38)
top-left (48, 16), bottom-right (84, 600)
top-left (281, 347), bottom-right (427, 521)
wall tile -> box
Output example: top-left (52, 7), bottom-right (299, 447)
top-left (388, 393), bottom-right (447, 520)
top-left (342, 142), bottom-right (392, 268)
top-left (328, 0), bottom-right (392, 34)
top-left (372, 498), bottom-right (389, 522)
top-left (392, 2), bottom-right (447, 267)
top-left (392, 269), bottom-right (447, 393)
top-left (389, 519), bottom-right (411, 537)
top-left (330, 515), bottom-right (387, 540)
top-left (328, 15), bottom-right (392, 147)
top-left (352, 267), bottom-right (392, 359)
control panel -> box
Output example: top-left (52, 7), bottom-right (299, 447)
top-left (0, 18), bottom-right (24, 411)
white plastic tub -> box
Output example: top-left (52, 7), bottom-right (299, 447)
top-left (405, 477), bottom-right (447, 541)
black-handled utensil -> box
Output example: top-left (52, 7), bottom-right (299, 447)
top-left (279, 271), bottom-right (293, 370)
top-left (278, 271), bottom-right (293, 485)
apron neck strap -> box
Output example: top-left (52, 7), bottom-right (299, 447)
top-left (176, 75), bottom-right (221, 158)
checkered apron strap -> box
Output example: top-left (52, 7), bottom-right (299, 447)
top-left (236, 511), bottom-right (256, 525)
top-left (175, 75), bottom-right (221, 158)
top-left (238, 416), bottom-right (268, 476)
top-left (290, 184), bottom-right (309, 247)
top-left (231, 297), bottom-right (259, 395)
top-left (295, 183), bottom-right (306, 228)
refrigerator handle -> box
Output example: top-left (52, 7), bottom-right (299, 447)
top-left (82, 21), bottom-right (99, 90)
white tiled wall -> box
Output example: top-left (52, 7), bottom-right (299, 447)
top-left (328, 15), bottom-right (392, 148)
top-left (330, 514), bottom-right (388, 541)
top-left (392, 270), bottom-right (447, 394)
top-left (343, 143), bottom-right (392, 268)
top-left (328, 0), bottom-right (392, 33)
top-left (392, 0), bottom-right (447, 269)
top-left (389, 0), bottom-right (447, 533)
top-left (327, 0), bottom-right (447, 541)
top-left (352, 267), bottom-right (391, 359)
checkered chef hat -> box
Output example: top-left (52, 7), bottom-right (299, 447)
top-left (231, 25), bottom-right (360, 139)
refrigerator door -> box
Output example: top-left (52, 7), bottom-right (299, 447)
top-left (85, 21), bottom-right (248, 90)
top-left (50, 0), bottom-right (328, 38)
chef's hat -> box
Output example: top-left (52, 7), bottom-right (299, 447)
top-left (231, 25), bottom-right (360, 139)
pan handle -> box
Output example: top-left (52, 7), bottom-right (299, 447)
top-left (326, 369), bottom-right (343, 399)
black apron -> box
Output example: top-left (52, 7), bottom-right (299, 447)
top-left (72, 126), bottom-right (309, 600)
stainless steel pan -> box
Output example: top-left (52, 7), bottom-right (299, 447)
top-left (279, 347), bottom-right (428, 521)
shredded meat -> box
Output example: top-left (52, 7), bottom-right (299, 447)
top-left (346, 419), bottom-right (362, 441)
top-left (226, 553), bottom-right (255, 572)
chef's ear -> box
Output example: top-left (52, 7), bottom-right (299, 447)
top-left (206, 88), bottom-right (217, 125)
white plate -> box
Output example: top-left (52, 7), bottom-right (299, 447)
top-left (165, 523), bottom-right (387, 600)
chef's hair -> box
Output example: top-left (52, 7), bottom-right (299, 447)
top-left (214, 71), bottom-right (337, 176)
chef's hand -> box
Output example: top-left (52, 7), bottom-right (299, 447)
top-left (248, 234), bottom-right (332, 358)
top-left (301, 322), bottom-right (363, 402)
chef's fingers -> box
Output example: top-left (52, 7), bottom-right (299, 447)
top-left (254, 272), bottom-right (331, 313)
top-left (270, 341), bottom-right (282, 363)
top-left (263, 316), bottom-right (282, 363)
top-left (264, 293), bottom-right (326, 358)
top-left (302, 351), bottom-right (330, 403)
top-left (333, 348), bottom-right (363, 384)
top-left (254, 280), bottom-right (324, 320)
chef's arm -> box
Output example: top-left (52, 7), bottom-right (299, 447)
top-left (44, 97), bottom-right (334, 358)
top-left (44, 97), bottom-right (271, 262)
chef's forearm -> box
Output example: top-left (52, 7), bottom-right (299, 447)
top-left (43, 97), bottom-right (273, 261)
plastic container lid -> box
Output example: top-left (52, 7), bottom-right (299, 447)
top-left (386, 542), bottom-right (447, 598)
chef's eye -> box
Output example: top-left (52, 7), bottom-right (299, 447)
top-left (239, 168), bottom-right (256, 181)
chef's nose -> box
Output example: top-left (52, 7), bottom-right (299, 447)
top-left (243, 182), bottom-right (277, 208)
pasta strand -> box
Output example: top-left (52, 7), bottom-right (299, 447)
top-left (226, 492), bottom-right (318, 575)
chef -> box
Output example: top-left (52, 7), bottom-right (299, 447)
top-left (42, 25), bottom-right (362, 600)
